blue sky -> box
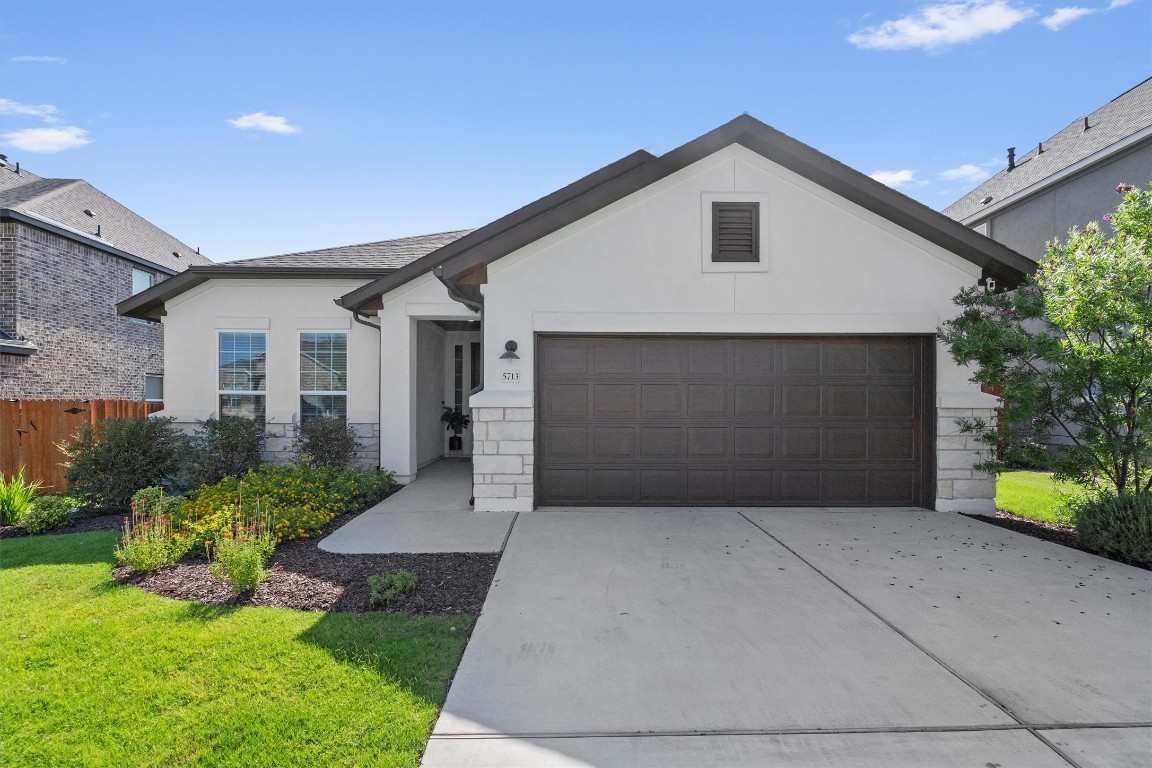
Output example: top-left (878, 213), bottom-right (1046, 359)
top-left (2, 0), bottom-right (1149, 262)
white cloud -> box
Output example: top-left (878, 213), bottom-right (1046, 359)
top-left (1109, 0), bottom-right (1135, 8)
top-left (870, 169), bottom-right (918, 188)
top-left (0, 98), bottom-right (61, 123)
top-left (1042, 7), bottom-right (1097, 30)
top-left (227, 111), bottom-right (301, 135)
top-left (848, 1), bottom-right (1034, 52)
top-left (940, 163), bottom-right (995, 182)
top-left (10, 55), bottom-right (67, 64)
top-left (1, 126), bottom-right (92, 153)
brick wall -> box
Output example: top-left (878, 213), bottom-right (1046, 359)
top-left (0, 220), bottom-right (166, 399)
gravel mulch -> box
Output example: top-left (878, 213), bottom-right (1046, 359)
top-left (110, 510), bottom-right (502, 614)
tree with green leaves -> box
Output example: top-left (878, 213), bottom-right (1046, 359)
top-left (939, 183), bottom-right (1152, 496)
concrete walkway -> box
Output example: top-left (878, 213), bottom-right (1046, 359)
top-left (318, 459), bottom-right (515, 554)
top-left (423, 508), bottom-right (1152, 767)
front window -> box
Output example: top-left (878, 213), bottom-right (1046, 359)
top-left (219, 332), bottom-right (266, 424)
top-left (144, 374), bottom-right (164, 402)
top-left (300, 332), bottom-right (347, 422)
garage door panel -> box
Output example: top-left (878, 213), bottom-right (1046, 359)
top-left (537, 336), bottom-right (931, 507)
top-left (593, 384), bottom-right (636, 417)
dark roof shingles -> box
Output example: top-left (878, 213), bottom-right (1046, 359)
top-left (945, 78), bottom-right (1152, 223)
top-left (222, 230), bottom-right (472, 270)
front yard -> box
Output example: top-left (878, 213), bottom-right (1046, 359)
top-left (995, 470), bottom-right (1080, 525)
top-left (0, 532), bottom-right (469, 767)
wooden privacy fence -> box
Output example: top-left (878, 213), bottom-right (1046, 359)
top-left (0, 399), bottom-right (163, 492)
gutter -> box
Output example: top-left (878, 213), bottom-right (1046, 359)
top-left (2, 208), bottom-right (180, 276)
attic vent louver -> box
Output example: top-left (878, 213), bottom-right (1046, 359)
top-left (711, 202), bottom-right (759, 263)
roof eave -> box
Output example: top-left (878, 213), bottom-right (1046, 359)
top-left (117, 266), bottom-right (393, 320)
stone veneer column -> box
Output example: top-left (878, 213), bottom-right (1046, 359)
top-left (935, 407), bottom-right (997, 514)
top-left (471, 406), bottom-right (534, 512)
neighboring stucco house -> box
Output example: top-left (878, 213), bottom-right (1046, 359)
top-left (0, 160), bottom-right (211, 400)
top-left (121, 116), bottom-right (1034, 514)
top-left (945, 77), bottom-right (1151, 260)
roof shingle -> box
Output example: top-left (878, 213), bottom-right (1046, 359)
top-left (945, 78), bottom-right (1152, 223)
top-left (222, 230), bottom-right (472, 270)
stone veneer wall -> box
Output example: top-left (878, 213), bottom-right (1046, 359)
top-left (935, 406), bottom-right (998, 514)
top-left (173, 420), bottom-right (381, 471)
top-left (471, 406), bottom-right (535, 512)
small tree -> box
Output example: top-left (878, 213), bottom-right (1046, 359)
top-left (939, 183), bottom-right (1152, 496)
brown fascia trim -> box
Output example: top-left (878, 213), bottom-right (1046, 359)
top-left (1, 208), bottom-right (181, 276)
top-left (117, 265), bottom-right (392, 320)
top-left (336, 149), bottom-right (659, 311)
top-left (339, 116), bottom-right (1036, 313)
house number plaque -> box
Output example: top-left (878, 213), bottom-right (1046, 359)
top-left (502, 371), bottom-right (520, 382)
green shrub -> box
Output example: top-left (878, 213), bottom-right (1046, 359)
top-left (61, 417), bottom-right (188, 510)
top-left (208, 514), bottom-right (277, 594)
top-left (297, 417), bottom-right (362, 469)
top-left (180, 465), bottom-right (394, 548)
top-left (114, 509), bottom-right (196, 572)
top-left (187, 416), bottom-right (266, 487)
top-left (1072, 492), bottom-right (1152, 567)
top-left (22, 495), bottom-right (79, 533)
top-left (368, 571), bottom-right (418, 608)
top-left (131, 486), bottom-right (189, 519)
top-left (0, 467), bottom-right (41, 525)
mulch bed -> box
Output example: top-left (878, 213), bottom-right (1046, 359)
top-left (964, 510), bottom-right (1150, 571)
top-left (110, 509), bottom-right (501, 614)
top-left (0, 510), bottom-right (124, 539)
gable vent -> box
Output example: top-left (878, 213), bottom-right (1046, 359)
top-left (712, 201), bottom-right (760, 262)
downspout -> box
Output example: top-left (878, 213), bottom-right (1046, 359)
top-left (335, 300), bottom-right (383, 469)
top-left (433, 265), bottom-right (483, 312)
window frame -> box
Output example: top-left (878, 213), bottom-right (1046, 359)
top-left (217, 330), bottom-right (268, 424)
top-left (144, 374), bottom-right (164, 403)
top-left (298, 330), bottom-right (348, 423)
top-left (131, 268), bottom-right (154, 296)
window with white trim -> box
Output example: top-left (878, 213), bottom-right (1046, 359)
top-left (300, 332), bottom-right (347, 422)
top-left (131, 268), bottom-right (154, 295)
top-left (218, 332), bottom-right (266, 424)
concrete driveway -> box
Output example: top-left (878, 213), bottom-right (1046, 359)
top-left (423, 508), bottom-right (1152, 767)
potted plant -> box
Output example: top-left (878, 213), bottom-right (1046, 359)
top-left (441, 406), bottom-right (471, 452)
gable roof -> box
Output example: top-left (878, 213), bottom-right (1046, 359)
top-left (222, 230), bottom-right (471, 269)
top-left (338, 115), bottom-right (1035, 312)
top-left (118, 230), bottom-right (465, 320)
top-left (945, 78), bottom-right (1152, 224)
top-left (0, 164), bottom-right (210, 272)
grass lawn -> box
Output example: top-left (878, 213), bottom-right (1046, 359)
top-left (996, 470), bottom-right (1080, 525)
top-left (0, 532), bottom-right (469, 768)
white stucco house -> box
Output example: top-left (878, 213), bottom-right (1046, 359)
top-left (119, 116), bottom-right (1035, 514)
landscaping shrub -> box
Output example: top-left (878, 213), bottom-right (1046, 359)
top-left (297, 417), bottom-right (361, 469)
top-left (132, 486), bottom-right (189, 519)
top-left (114, 508), bottom-right (195, 572)
top-left (22, 495), bottom-right (79, 533)
top-left (0, 467), bottom-right (41, 525)
top-left (187, 416), bottom-right (265, 487)
top-left (368, 571), bottom-right (418, 608)
top-left (1071, 492), bottom-right (1152, 567)
top-left (208, 514), bottom-right (277, 594)
top-left (61, 417), bottom-right (188, 510)
top-left (180, 465), bottom-right (394, 548)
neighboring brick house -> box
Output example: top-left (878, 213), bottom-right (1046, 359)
top-left (0, 160), bottom-right (211, 400)
top-left (945, 77), bottom-right (1151, 260)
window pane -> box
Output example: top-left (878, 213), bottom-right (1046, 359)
top-left (219, 332), bottom-right (267, 391)
top-left (470, 342), bottom-right (481, 390)
top-left (300, 332), bottom-right (347, 392)
top-left (144, 375), bottom-right (164, 401)
top-left (220, 394), bottom-right (265, 425)
top-left (454, 345), bottom-right (463, 410)
top-left (301, 394), bottom-right (347, 423)
top-left (131, 269), bottom-right (153, 295)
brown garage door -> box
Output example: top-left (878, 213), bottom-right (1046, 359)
top-left (536, 335), bottom-right (934, 507)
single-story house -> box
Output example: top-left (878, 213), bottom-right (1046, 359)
top-left (119, 115), bottom-right (1035, 514)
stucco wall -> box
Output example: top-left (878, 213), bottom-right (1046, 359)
top-left (463, 144), bottom-right (997, 512)
top-left (159, 277), bottom-right (381, 466)
top-left (1, 220), bottom-right (166, 399)
top-left (977, 142), bottom-right (1152, 261)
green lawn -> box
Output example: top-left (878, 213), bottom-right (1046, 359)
top-left (996, 470), bottom-right (1079, 525)
top-left (0, 532), bottom-right (469, 768)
